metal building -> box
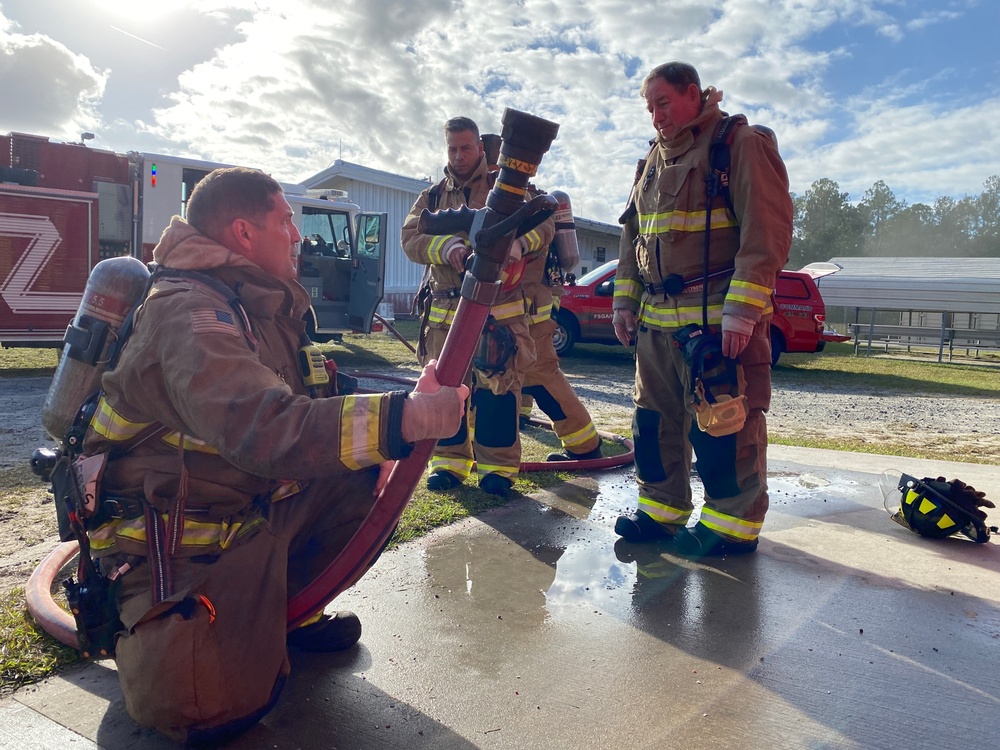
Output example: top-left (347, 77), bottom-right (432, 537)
top-left (299, 161), bottom-right (623, 314)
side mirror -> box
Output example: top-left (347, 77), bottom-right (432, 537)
top-left (596, 278), bottom-right (615, 296)
top-left (565, 273), bottom-right (577, 286)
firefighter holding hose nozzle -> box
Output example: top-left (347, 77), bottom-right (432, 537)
top-left (50, 167), bottom-right (468, 745)
top-left (402, 116), bottom-right (555, 497)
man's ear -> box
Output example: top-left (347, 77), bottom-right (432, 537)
top-left (228, 218), bottom-right (255, 252)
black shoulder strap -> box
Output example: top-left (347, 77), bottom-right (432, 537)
top-left (426, 176), bottom-right (449, 212)
top-left (707, 114), bottom-right (747, 218)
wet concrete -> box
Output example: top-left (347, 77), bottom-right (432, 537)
top-left (2, 446), bottom-right (999, 749)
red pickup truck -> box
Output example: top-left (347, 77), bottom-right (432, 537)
top-left (553, 260), bottom-right (848, 365)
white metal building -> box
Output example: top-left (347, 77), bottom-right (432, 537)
top-left (806, 257), bottom-right (1000, 325)
top-left (299, 160), bottom-right (623, 314)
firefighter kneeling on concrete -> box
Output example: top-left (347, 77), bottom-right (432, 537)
top-left (78, 168), bottom-right (468, 744)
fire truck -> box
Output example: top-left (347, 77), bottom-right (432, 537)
top-left (0, 132), bottom-right (387, 347)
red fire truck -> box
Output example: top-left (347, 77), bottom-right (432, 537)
top-left (0, 132), bottom-right (387, 347)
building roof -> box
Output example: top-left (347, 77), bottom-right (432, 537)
top-left (300, 160), bottom-right (431, 193)
top-left (805, 257), bottom-right (1000, 315)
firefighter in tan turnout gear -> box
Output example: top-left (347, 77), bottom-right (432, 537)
top-left (613, 61), bottom-right (792, 556)
top-left (79, 168), bottom-right (468, 744)
top-left (402, 117), bottom-right (554, 497)
top-left (519, 197), bottom-right (602, 462)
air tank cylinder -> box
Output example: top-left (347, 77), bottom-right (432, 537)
top-left (42, 256), bottom-right (150, 441)
top-left (550, 190), bottom-right (580, 270)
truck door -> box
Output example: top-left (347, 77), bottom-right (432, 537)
top-left (348, 212), bottom-right (387, 333)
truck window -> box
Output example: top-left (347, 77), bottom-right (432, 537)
top-left (302, 208), bottom-right (351, 258)
top-left (776, 275), bottom-right (811, 300)
top-left (355, 214), bottom-right (382, 258)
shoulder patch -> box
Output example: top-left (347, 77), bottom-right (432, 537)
top-left (190, 308), bottom-right (241, 338)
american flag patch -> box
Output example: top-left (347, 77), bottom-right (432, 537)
top-left (190, 309), bottom-right (240, 337)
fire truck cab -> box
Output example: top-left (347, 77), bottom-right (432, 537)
top-left (0, 132), bottom-right (386, 347)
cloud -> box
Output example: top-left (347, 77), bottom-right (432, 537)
top-left (0, 18), bottom-right (107, 138)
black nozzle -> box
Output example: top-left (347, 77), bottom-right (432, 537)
top-left (31, 447), bottom-right (59, 482)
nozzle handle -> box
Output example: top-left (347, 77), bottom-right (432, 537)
top-left (417, 205), bottom-right (479, 237)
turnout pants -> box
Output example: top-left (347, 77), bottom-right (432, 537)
top-left (521, 318), bottom-right (600, 455)
top-left (111, 467), bottom-right (381, 744)
top-left (419, 324), bottom-right (475, 480)
top-left (632, 321), bottom-right (771, 543)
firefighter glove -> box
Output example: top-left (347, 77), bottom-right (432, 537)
top-left (930, 476), bottom-right (995, 521)
top-left (401, 360), bottom-right (470, 443)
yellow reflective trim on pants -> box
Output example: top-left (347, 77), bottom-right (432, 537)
top-left (476, 463), bottom-right (517, 479)
top-left (491, 299), bottom-right (527, 321)
top-left (161, 432), bottom-right (220, 454)
top-left (339, 395), bottom-right (385, 470)
top-left (428, 457), bottom-right (473, 479)
top-left (637, 496), bottom-right (691, 525)
top-left (561, 422), bottom-right (598, 450)
top-left (529, 303), bottom-right (552, 325)
top-left (699, 507), bottom-right (762, 541)
top-left (89, 395), bottom-right (154, 442)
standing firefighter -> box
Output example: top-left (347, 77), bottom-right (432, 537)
top-left (402, 117), bottom-right (554, 496)
top-left (520, 192), bottom-right (602, 461)
top-left (74, 168), bottom-right (467, 743)
top-left (613, 61), bottom-right (792, 555)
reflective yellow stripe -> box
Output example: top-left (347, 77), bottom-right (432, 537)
top-left (521, 226), bottom-right (544, 252)
top-left (90, 396), bottom-right (153, 442)
top-left (491, 299), bottom-right (527, 321)
top-left (529, 302), bottom-right (552, 325)
top-left (699, 507), bottom-right (762, 541)
top-left (560, 422), bottom-right (598, 450)
top-left (476, 462), bottom-right (517, 479)
top-left (640, 302), bottom-right (723, 329)
top-left (727, 279), bottom-right (772, 310)
top-left (637, 496), bottom-right (691, 524)
top-left (428, 456), bottom-right (473, 479)
top-left (339, 395), bottom-right (385, 470)
top-left (427, 234), bottom-right (459, 265)
top-left (614, 278), bottom-right (644, 304)
top-left (428, 304), bottom-right (457, 326)
top-left (637, 207), bottom-right (736, 234)
top-left (161, 432), bottom-right (219, 454)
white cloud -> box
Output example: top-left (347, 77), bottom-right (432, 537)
top-left (0, 17), bottom-right (107, 138)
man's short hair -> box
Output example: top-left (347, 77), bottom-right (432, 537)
top-left (444, 116), bottom-right (480, 140)
top-left (186, 167), bottom-right (283, 240)
top-left (640, 62), bottom-right (701, 98)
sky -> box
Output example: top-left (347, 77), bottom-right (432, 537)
top-left (1, 0), bottom-right (998, 225)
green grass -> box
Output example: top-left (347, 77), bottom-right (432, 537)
top-left (0, 586), bottom-right (80, 695)
top-left (2, 323), bottom-right (996, 688)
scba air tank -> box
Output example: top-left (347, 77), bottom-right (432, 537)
top-left (550, 190), bottom-right (580, 270)
top-left (42, 256), bottom-right (150, 442)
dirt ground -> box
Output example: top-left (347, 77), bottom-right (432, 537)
top-left (2, 369), bottom-right (998, 599)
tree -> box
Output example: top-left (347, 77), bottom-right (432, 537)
top-left (788, 178), bottom-right (866, 268)
top-left (859, 181), bottom-right (905, 256)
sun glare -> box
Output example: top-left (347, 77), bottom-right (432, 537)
top-left (91, 0), bottom-right (194, 22)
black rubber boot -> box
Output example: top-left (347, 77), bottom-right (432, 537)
top-left (614, 510), bottom-right (679, 543)
top-left (674, 522), bottom-right (758, 557)
top-left (287, 611), bottom-right (362, 652)
top-left (546, 439), bottom-right (603, 462)
top-left (426, 470), bottom-right (462, 491)
top-left (479, 474), bottom-right (513, 497)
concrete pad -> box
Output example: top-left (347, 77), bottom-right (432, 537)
top-left (3, 446), bottom-right (999, 748)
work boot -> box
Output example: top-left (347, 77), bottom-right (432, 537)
top-left (674, 522), bottom-right (758, 558)
top-left (426, 470), bottom-right (462, 491)
top-left (479, 473), bottom-right (513, 497)
top-left (286, 611), bottom-right (362, 652)
top-left (519, 415), bottom-right (533, 430)
top-left (547, 440), bottom-right (603, 462)
top-left (614, 510), bottom-right (679, 543)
